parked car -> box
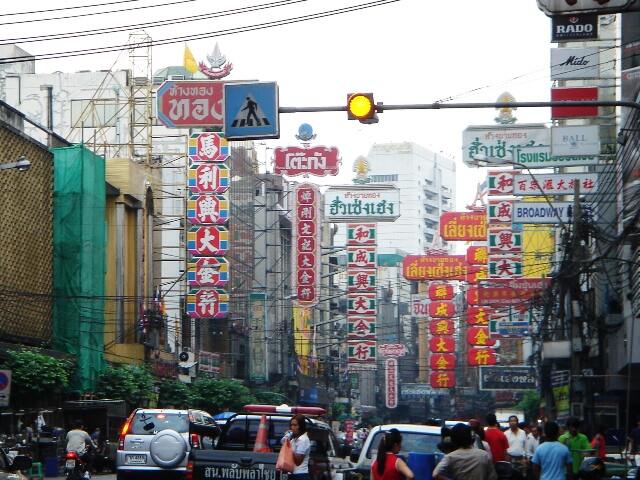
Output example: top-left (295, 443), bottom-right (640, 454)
top-left (344, 424), bottom-right (442, 480)
top-left (188, 404), bottom-right (353, 480)
top-left (116, 408), bottom-right (220, 480)
top-left (0, 448), bottom-right (32, 480)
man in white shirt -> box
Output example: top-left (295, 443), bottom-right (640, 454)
top-left (525, 424), bottom-right (541, 459)
top-left (504, 415), bottom-right (527, 459)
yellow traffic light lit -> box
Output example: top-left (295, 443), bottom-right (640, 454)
top-left (347, 93), bottom-right (376, 121)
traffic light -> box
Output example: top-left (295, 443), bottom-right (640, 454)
top-left (347, 93), bottom-right (378, 123)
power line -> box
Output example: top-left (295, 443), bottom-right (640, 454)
top-left (0, 0), bottom-right (401, 64)
top-left (0, 0), bottom-right (163, 17)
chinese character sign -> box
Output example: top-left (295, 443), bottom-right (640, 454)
top-left (429, 319), bottom-right (455, 336)
top-left (487, 170), bottom-right (516, 196)
top-left (385, 358), bottom-right (398, 409)
top-left (467, 246), bottom-right (488, 266)
top-left (467, 306), bottom-right (492, 326)
top-left (347, 246), bottom-right (376, 269)
top-left (429, 336), bottom-right (455, 353)
top-left (467, 326), bottom-right (497, 346)
top-left (347, 223), bottom-right (376, 245)
top-left (468, 348), bottom-right (497, 366)
top-left (430, 353), bottom-right (456, 371)
top-left (185, 133), bottom-right (230, 320)
top-left (430, 371), bottom-right (456, 389)
top-left (488, 228), bottom-right (523, 254)
top-left (292, 183), bottom-right (321, 307)
top-left (428, 301), bottom-right (456, 318)
top-left (428, 283), bottom-right (455, 301)
top-left (348, 340), bottom-right (376, 363)
top-left (348, 317), bottom-right (376, 339)
top-left (488, 200), bottom-right (514, 224)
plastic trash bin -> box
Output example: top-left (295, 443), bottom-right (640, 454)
top-left (408, 452), bottom-right (436, 480)
top-left (43, 456), bottom-right (58, 477)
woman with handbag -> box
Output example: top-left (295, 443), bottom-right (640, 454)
top-left (280, 414), bottom-right (312, 480)
top-left (370, 429), bottom-right (415, 480)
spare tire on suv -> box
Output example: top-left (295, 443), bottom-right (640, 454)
top-left (149, 429), bottom-right (187, 468)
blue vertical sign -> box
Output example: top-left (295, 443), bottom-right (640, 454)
top-left (223, 82), bottom-right (279, 140)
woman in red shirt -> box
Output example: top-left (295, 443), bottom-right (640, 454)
top-left (590, 426), bottom-right (606, 460)
top-left (370, 429), bottom-right (415, 480)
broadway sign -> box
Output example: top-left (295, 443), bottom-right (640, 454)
top-left (479, 366), bottom-right (537, 391)
top-left (478, 278), bottom-right (550, 306)
top-left (512, 201), bottom-right (576, 224)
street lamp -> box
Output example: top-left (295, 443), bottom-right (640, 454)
top-left (0, 156), bottom-right (31, 172)
top-left (467, 154), bottom-right (568, 231)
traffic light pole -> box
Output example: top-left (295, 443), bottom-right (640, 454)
top-left (279, 100), bottom-right (640, 114)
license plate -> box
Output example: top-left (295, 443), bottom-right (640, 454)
top-left (65, 460), bottom-right (76, 469)
top-left (125, 454), bottom-right (147, 465)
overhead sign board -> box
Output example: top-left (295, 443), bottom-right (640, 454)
top-left (551, 87), bottom-right (598, 119)
top-left (223, 81), bottom-right (280, 140)
top-left (273, 146), bottom-right (340, 176)
top-left (478, 278), bottom-right (550, 306)
top-left (551, 125), bottom-right (600, 157)
top-left (551, 14), bottom-right (599, 42)
top-left (551, 48), bottom-right (600, 79)
top-left (512, 201), bottom-right (574, 224)
top-left (439, 212), bottom-right (486, 241)
top-left (157, 80), bottom-right (224, 128)
top-left (325, 185), bottom-right (400, 222)
top-left (489, 319), bottom-right (531, 338)
top-left (513, 173), bottom-right (598, 196)
top-left (402, 255), bottom-right (468, 281)
top-left (462, 124), bottom-right (550, 167)
top-left (537, 0), bottom-right (637, 16)
top-left (479, 366), bottom-right (537, 391)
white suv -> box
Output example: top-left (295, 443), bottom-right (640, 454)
top-left (116, 408), bottom-right (218, 480)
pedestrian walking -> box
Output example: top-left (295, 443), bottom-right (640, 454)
top-left (531, 421), bottom-right (572, 480)
top-left (484, 413), bottom-right (509, 463)
top-left (525, 424), bottom-right (541, 459)
top-left (558, 418), bottom-right (591, 477)
top-left (590, 426), bottom-right (606, 461)
top-left (281, 414), bottom-right (311, 480)
top-left (505, 415), bottom-right (527, 458)
top-left (370, 429), bottom-right (415, 480)
top-left (470, 419), bottom-right (493, 462)
top-left (433, 423), bottom-right (497, 480)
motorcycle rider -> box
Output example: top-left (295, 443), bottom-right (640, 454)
top-left (66, 419), bottom-right (97, 477)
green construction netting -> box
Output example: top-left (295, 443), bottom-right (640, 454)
top-left (52, 145), bottom-right (106, 393)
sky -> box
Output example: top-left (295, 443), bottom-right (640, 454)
top-left (2, 0), bottom-right (554, 209)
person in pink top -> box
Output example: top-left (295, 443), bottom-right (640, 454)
top-left (591, 426), bottom-right (607, 460)
top-left (370, 429), bottom-right (415, 480)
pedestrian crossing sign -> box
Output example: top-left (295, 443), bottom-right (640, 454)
top-left (224, 81), bottom-right (280, 140)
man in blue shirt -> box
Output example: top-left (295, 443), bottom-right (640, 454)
top-left (532, 421), bottom-right (572, 480)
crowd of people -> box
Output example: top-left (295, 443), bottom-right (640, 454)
top-left (369, 415), bottom-right (640, 480)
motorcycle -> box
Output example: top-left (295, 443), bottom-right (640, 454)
top-left (64, 450), bottom-right (91, 480)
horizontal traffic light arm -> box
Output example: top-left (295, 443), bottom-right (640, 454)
top-left (279, 100), bottom-right (640, 114)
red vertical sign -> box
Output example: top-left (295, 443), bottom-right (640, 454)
top-left (292, 183), bottom-right (321, 306)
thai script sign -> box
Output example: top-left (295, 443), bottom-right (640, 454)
top-left (385, 358), bottom-right (398, 409)
top-left (551, 125), bottom-right (600, 156)
top-left (292, 183), bottom-right (321, 307)
top-left (513, 173), bottom-right (598, 196)
top-left (462, 124), bottom-right (550, 166)
top-left (551, 48), bottom-right (599, 79)
top-left (479, 366), bottom-right (537, 391)
top-left (273, 146), bottom-right (340, 176)
top-left (325, 185), bottom-right (400, 222)
top-left (157, 80), bottom-right (224, 128)
top-left (400, 383), bottom-right (432, 401)
top-left (512, 201), bottom-right (574, 224)
top-left (439, 212), bottom-right (487, 241)
top-left (379, 343), bottom-right (407, 358)
top-left (402, 255), bottom-right (468, 281)
top-left (478, 278), bottom-right (551, 306)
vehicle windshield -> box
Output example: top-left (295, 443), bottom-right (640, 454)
top-left (365, 431), bottom-right (440, 460)
top-left (130, 412), bottom-right (189, 435)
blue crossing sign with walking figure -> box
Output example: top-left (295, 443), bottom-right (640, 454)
top-left (223, 81), bottom-right (280, 140)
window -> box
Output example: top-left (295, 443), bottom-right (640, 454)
top-left (365, 431), bottom-right (440, 459)
top-left (370, 174), bottom-right (398, 183)
top-left (71, 99), bottom-right (117, 128)
top-left (130, 412), bottom-right (189, 435)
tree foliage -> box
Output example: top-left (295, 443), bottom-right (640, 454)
top-left (158, 379), bottom-right (193, 408)
top-left (517, 391), bottom-right (541, 421)
top-left (254, 390), bottom-right (290, 406)
top-left (3, 349), bottom-right (72, 402)
top-left (96, 364), bottom-right (154, 408)
top-left (191, 378), bottom-right (256, 413)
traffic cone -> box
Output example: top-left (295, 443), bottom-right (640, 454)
top-left (254, 415), bottom-right (272, 452)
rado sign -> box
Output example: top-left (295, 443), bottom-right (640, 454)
top-left (552, 14), bottom-right (598, 42)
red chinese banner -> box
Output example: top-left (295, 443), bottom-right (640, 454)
top-left (429, 336), bottom-right (455, 353)
top-left (466, 246), bottom-right (488, 266)
top-left (428, 301), bottom-right (456, 318)
top-left (467, 348), bottom-right (498, 366)
top-left (385, 358), bottom-right (398, 409)
top-left (466, 266), bottom-right (488, 284)
top-left (429, 319), bottom-right (455, 336)
top-left (467, 326), bottom-right (497, 347)
top-left (292, 183), bottom-right (321, 306)
top-left (467, 287), bottom-right (480, 306)
top-left (430, 371), bottom-right (456, 389)
top-left (428, 283), bottom-right (455, 301)
top-left (467, 306), bottom-right (492, 326)
top-left (430, 353), bottom-right (457, 370)
top-left (440, 212), bottom-right (487, 241)
top-left (403, 255), bottom-right (468, 281)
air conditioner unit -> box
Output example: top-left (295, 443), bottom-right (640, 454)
top-left (178, 351), bottom-right (196, 368)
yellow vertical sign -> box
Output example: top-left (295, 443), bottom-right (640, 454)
top-left (523, 225), bottom-right (555, 278)
top-left (293, 307), bottom-right (313, 375)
